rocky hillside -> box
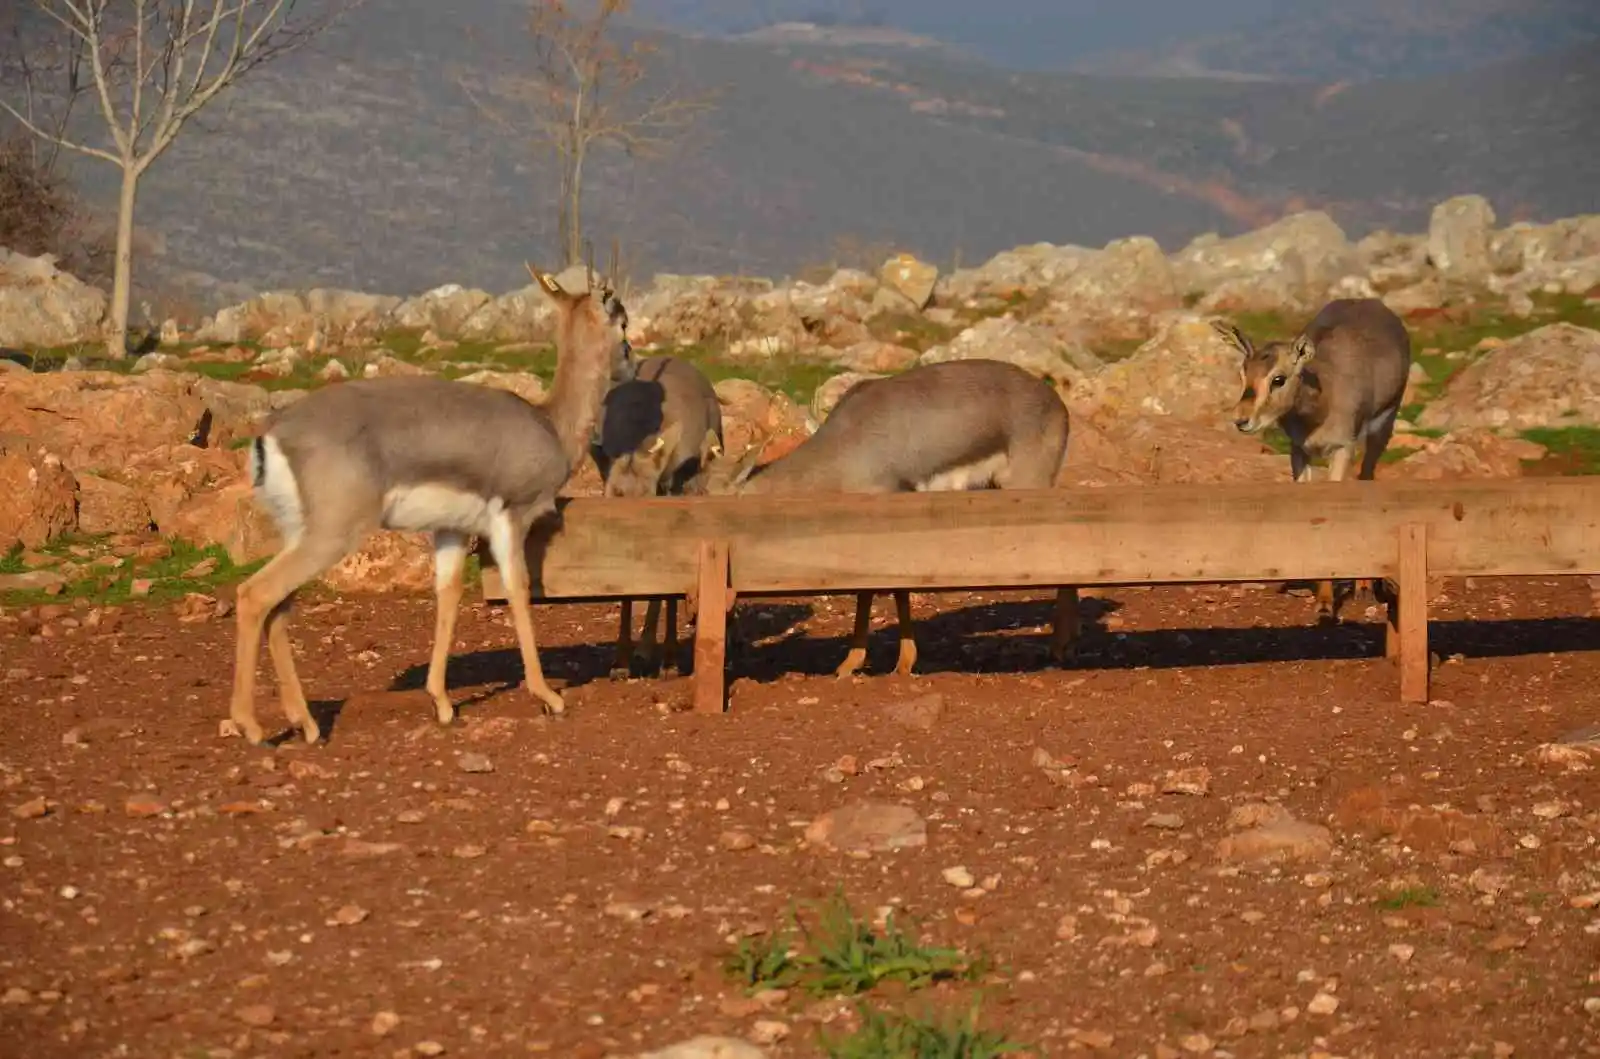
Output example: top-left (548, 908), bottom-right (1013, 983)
top-left (2, 194), bottom-right (1598, 605)
top-left (19, 0), bottom-right (1596, 307)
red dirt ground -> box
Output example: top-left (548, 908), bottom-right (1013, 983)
top-left (4, 576), bottom-right (1600, 1059)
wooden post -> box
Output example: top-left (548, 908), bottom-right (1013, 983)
top-left (692, 539), bottom-right (731, 715)
top-left (1397, 523), bottom-right (1429, 703)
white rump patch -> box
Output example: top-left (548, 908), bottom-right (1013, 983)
top-left (382, 483), bottom-right (502, 536)
top-left (916, 452), bottom-right (1008, 493)
top-left (252, 435), bottom-right (306, 547)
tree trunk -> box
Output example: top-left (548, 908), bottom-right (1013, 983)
top-left (564, 146), bottom-right (585, 269)
top-left (105, 164), bottom-right (139, 360)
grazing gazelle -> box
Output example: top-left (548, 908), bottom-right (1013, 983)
top-left (226, 263), bottom-right (634, 745)
top-left (704, 357), bottom-right (1081, 677)
top-left (591, 354), bottom-right (724, 676)
top-left (1213, 296), bottom-right (1413, 619)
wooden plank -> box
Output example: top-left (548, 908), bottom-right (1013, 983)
top-left (479, 478), bottom-right (1600, 602)
top-left (1397, 523), bottom-right (1430, 704)
top-left (692, 540), bottom-right (730, 715)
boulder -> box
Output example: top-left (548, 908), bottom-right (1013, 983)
top-left (390, 284), bottom-right (494, 336)
top-left (1174, 211), bottom-right (1357, 312)
top-left (713, 378), bottom-right (811, 461)
top-left (918, 316), bottom-right (1099, 386)
top-left (1044, 235), bottom-right (1180, 337)
top-left (0, 247), bottom-right (105, 348)
top-left (811, 372), bottom-right (883, 421)
top-left (1390, 429), bottom-right (1545, 480)
top-left (1074, 315), bottom-right (1244, 422)
top-left (0, 441), bottom-right (77, 550)
top-left (459, 286), bottom-right (558, 343)
top-left (1418, 323), bottom-right (1600, 430)
top-left (878, 252), bottom-right (938, 310)
top-left (830, 340), bottom-right (919, 373)
top-left (77, 472), bottom-right (154, 536)
top-left (938, 243), bottom-right (1095, 303)
top-left (454, 369), bottom-right (546, 405)
top-left (1491, 215), bottom-right (1600, 272)
top-left (1426, 194), bottom-right (1497, 283)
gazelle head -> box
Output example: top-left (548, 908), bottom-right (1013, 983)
top-left (527, 255), bottom-right (635, 385)
top-left (1212, 320), bottom-right (1315, 435)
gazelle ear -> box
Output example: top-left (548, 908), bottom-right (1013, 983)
top-left (527, 262), bottom-right (564, 298)
top-left (1211, 319), bottom-right (1253, 356)
top-left (1291, 334), bottom-right (1316, 366)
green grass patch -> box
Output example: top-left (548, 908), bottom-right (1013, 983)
top-left (0, 536), bottom-right (265, 608)
top-left (1520, 426), bottom-right (1600, 476)
top-left (820, 1000), bottom-right (1027, 1059)
top-left (725, 891), bottom-right (987, 998)
top-left (1375, 885), bottom-right (1442, 911)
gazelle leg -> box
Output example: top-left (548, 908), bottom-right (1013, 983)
top-left (1354, 410), bottom-right (1397, 601)
top-left (636, 598), bottom-right (663, 675)
top-left (1316, 446), bottom-right (1356, 620)
top-left (230, 534), bottom-right (351, 746)
top-left (1050, 586), bottom-right (1081, 663)
top-left (265, 596), bottom-right (316, 742)
top-left (489, 508), bottom-right (565, 715)
top-left (836, 591), bottom-right (875, 678)
top-left (611, 600), bottom-right (635, 678)
top-left (892, 590), bottom-right (918, 675)
top-left (425, 530), bottom-right (469, 726)
top-left (664, 598), bottom-right (680, 674)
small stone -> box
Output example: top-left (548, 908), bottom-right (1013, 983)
top-left (414, 1042), bottom-right (446, 1057)
top-left (1069, 1028), bottom-right (1114, 1049)
top-left (396, 810), bottom-right (426, 825)
top-left (1, 987), bottom-right (32, 1006)
top-left (1389, 943), bottom-right (1416, 963)
top-left (604, 901), bottom-right (652, 922)
top-left (1161, 766), bottom-right (1212, 796)
top-left (124, 796), bottom-right (168, 818)
top-left (1247, 1009), bottom-right (1280, 1032)
top-left (804, 801), bottom-right (926, 853)
top-left (1584, 997), bottom-right (1600, 1015)
top-left (329, 905), bottom-right (370, 926)
top-left (129, 579), bottom-right (153, 598)
top-left (11, 797), bottom-right (49, 820)
top-left (456, 753), bottom-right (493, 774)
top-left (884, 693), bottom-right (943, 730)
top-left (451, 844), bottom-right (487, 860)
top-left (1146, 813), bottom-right (1184, 830)
top-left (58, 885), bottom-right (79, 899)
top-left (942, 865), bottom-right (976, 888)
top-left (719, 830), bottom-right (757, 852)
top-left (1302, 872), bottom-right (1334, 889)
top-left (371, 1010), bottom-right (401, 1036)
top-left (1056, 914), bottom-right (1079, 940)
top-left (749, 1019), bottom-right (789, 1045)
top-left (1180, 1033), bottom-right (1214, 1054)
top-left (235, 1003), bottom-right (275, 1027)
top-left (1531, 800), bottom-right (1568, 819)
top-left (1493, 1042), bottom-right (1514, 1058)
top-left (1307, 992), bottom-right (1339, 1016)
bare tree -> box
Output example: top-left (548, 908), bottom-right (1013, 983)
top-left (0, 1), bottom-right (355, 358)
top-left (462, 0), bottom-right (715, 269)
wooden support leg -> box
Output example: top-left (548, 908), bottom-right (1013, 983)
top-left (1383, 583), bottom-right (1401, 660)
top-left (1397, 523), bottom-right (1429, 703)
top-left (692, 540), bottom-right (731, 715)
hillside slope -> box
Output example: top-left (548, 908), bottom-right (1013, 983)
top-left (21, 2), bottom-right (1597, 307)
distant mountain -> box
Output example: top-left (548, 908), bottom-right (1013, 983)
top-left (633, 0), bottom-right (1600, 81)
top-left (1069, 0), bottom-right (1600, 81)
top-left (9, 1), bottom-right (1596, 311)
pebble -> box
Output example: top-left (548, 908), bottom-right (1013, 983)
top-left (719, 830), bottom-right (757, 852)
top-left (749, 1019), bottom-right (789, 1045)
top-left (942, 866), bottom-right (976, 888)
top-left (1145, 813), bottom-right (1185, 830)
top-left (1180, 1033), bottom-right (1213, 1053)
top-left (456, 753), bottom-right (494, 774)
top-left (1388, 943), bottom-right (1416, 963)
top-left (329, 905), bottom-right (370, 926)
top-left (235, 1003), bottom-right (276, 1027)
top-left (371, 1011), bottom-right (401, 1036)
top-left (124, 796), bottom-right (168, 818)
top-left (11, 797), bottom-right (49, 820)
top-left (451, 845), bottom-right (487, 860)
top-left (1307, 992), bottom-right (1340, 1016)
top-left (415, 1042), bottom-right (446, 1057)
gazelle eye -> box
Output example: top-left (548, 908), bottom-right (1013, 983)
top-left (1270, 375), bottom-right (1287, 389)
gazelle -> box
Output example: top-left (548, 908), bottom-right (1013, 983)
top-left (591, 354), bottom-right (725, 676)
top-left (703, 358), bottom-right (1081, 677)
top-left (226, 262), bottom-right (634, 745)
top-left (1213, 296), bottom-right (1413, 619)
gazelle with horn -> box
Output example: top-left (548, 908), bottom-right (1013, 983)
top-left (225, 261), bottom-right (634, 745)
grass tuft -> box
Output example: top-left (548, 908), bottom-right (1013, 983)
top-left (725, 890), bottom-right (986, 997)
top-left (821, 999), bottom-right (1028, 1059)
top-left (1375, 885), bottom-right (1442, 911)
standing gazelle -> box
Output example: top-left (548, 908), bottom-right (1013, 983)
top-left (591, 354), bottom-right (725, 676)
top-left (1213, 297), bottom-right (1413, 619)
top-left (704, 358), bottom-right (1081, 676)
top-left (226, 263), bottom-right (634, 745)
